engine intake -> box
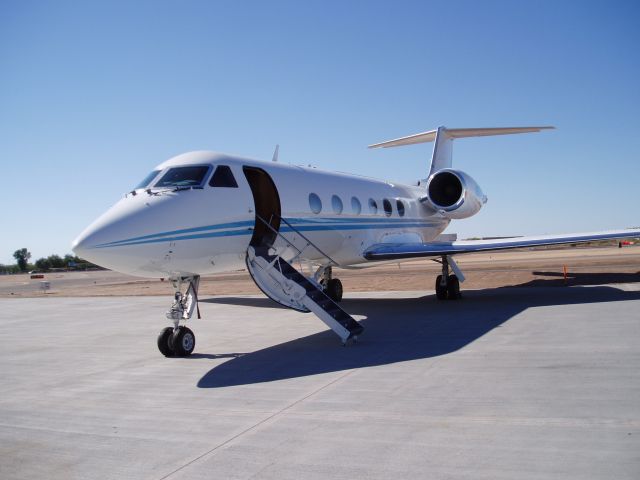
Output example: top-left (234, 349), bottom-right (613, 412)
top-left (424, 169), bottom-right (486, 219)
top-left (428, 171), bottom-right (463, 208)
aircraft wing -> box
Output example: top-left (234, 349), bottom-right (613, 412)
top-left (363, 229), bottom-right (640, 261)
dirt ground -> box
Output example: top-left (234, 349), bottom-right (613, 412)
top-left (1, 246), bottom-right (639, 298)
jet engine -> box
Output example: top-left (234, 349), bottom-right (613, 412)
top-left (423, 169), bottom-right (487, 219)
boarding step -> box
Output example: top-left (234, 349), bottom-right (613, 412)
top-left (246, 246), bottom-right (364, 344)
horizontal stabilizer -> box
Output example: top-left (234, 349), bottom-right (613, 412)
top-left (368, 126), bottom-right (554, 149)
top-left (364, 229), bottom-right (640, 261)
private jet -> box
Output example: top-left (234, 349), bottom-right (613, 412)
top-left (72, 126), bottom-right (640, 357)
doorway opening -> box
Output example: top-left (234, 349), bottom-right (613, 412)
top-left (243, 166), bottom-right (281, 248)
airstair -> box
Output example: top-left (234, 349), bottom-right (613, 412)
top-left (246, 215), bottom-right (364, 344)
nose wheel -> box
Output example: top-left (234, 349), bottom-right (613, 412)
top-left (158, 276), bottom-right (200, 357)
top-left (157, 327), bottom-right (175, 357)
top-left (172, 326), bottom-right (196, 356)
top-left (157, 326), bottom-right (196, 357)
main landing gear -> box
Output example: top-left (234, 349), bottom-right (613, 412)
top-left (435, 256), bottom-right (461, 300)
top-left (157, 276), bottom-right (200, 357)
top-left (317, 266), bottom-right (343, 302)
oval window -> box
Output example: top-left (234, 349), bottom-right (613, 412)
top-left (368, 198), bottom-right (378, 214)
top-left (351, 196), bottom-right (361, 215)
top-left (309, 193), bottom-right (322, 214)
top-left (383, 198), bottom-right (393, 217)
top-left (396, 199), bottom-right (405, 217)
top-left (331, 195), bottom-right (343, 214)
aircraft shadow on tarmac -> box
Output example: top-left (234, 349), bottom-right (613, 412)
top-left (197, 282), bottom-right (640, 389)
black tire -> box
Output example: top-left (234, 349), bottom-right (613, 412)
top-left (325, 278), bottom-right (343, 302)
top-left (447, 274), bottom-right (460, 300)
top-left (157, 327), bottom-right (175, 357)
top-left (435, 275), bottom-right (447, 300)
top-left (171, 326), bottom-right (195, 357)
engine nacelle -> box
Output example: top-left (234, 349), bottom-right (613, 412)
top-left (423, 169), bottom-right (487, 219)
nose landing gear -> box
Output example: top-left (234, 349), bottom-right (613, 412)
top-left (158, 276), bottom-right (200, 357)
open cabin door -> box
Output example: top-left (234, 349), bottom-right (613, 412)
top-left (242, 166), bottom-right (364, 342)
top-left (243, 166), bottom-right (281, 248)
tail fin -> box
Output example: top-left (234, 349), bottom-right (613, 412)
top-left (368, 126), bottom-right (554, 176)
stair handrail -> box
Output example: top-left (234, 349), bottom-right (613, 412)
top-left (271, 213), bottom-right (338, 266)
top-left (274, 214), bottom-right (338, 265)
top-left (254, 213), bottom-right (338, 266)
top-left (254, 213), bottom-right (304, 257)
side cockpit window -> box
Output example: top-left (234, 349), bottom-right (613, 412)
top-left (154, 166), bottom-right (210, 188)
top-left (134, 170), bottom-right (161, 190)
top-left (209, 165), bottom-right (238, 188)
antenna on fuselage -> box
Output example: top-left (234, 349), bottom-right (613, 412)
top-left (272, 144), bottom-right (279, 162)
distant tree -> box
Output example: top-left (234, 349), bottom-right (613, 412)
top-left (35, 258), bottom-right (51, 271)
top-left (47, 254), bottom-right (65, 269)
top-left (63, 254), bottom-right (95, 270)
top-left (13, 248), bottom-right (31, 272)
top-left (66, 253), bottom-right (100, 270)
top-left (0, 264), bottom-right (21, 274)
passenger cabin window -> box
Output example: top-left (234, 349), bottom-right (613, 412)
top-left (134, 170), bottom-right (161, 190)
top-left (351, 196), bottom-right (361, 215)
top-left (154, 166), bottom-right (209, 188)
top-left (331, 195), bottom-right (343, 214)
top-left (396, 199), bottom-right (406, 217)
top-left (383, 199), bottom-right (393, 217)
top-left (209, 165), bottom-right (238, 188)
top-left (309, 193), bottom-right (322, 214)
top-left (368, 198), bottom-right (378, 214)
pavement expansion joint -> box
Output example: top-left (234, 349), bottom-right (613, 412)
top-left (157, 368), bottom-right (358, 480)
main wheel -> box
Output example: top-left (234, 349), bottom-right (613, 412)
top-left (171, 326), bottom-right (196, 357)
top-left (435, 275), bottom-right (447, 300)
top-left (157, 327), bottom-right (175, 357)
top-left (447, 274), bottom-right (460, 300)
top-left (325, 278), bottom-right (343, 302)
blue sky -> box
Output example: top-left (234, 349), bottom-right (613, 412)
top-left (1, 0), bottom-right (639, 264)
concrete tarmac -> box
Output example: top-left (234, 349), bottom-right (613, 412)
top-left (1, 285), bottom-right (639, 479)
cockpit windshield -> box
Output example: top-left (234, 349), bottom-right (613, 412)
top-left (153, 166), bottom-right (210, 188)
top-left (134, 170), bottom-right (161, 190)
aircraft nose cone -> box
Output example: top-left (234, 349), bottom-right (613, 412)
top-left (71, 236), bottom-right (83, 256)
top-left (71, 206), bottom-right (134, 269)
top-left (72, 194), bottom-right (171, 276)
top-left (71, 231), bottom-right (92, 260)
top-left (71, 226), bottom-right (109, 266)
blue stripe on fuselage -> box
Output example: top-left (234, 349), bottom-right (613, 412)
top-left (95, 220), bottom-right (255, 247)
top-left (94, 217), bottom-right (441, 248)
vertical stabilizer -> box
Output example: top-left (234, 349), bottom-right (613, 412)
top-left (429, 126), bottom-right (453, 176)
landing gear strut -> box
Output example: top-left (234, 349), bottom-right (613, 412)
top-left (317, 266), bottom-right (343, 302)
top-left (435, 256), bottom-right (461, 300)
top-left (158, 276), bottom-right (200, 357)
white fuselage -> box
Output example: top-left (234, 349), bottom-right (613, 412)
top-left (72, 151), bottom-right (451, 278)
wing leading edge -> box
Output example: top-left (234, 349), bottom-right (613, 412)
top-left (363, 229), bottom-right (640, 261)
